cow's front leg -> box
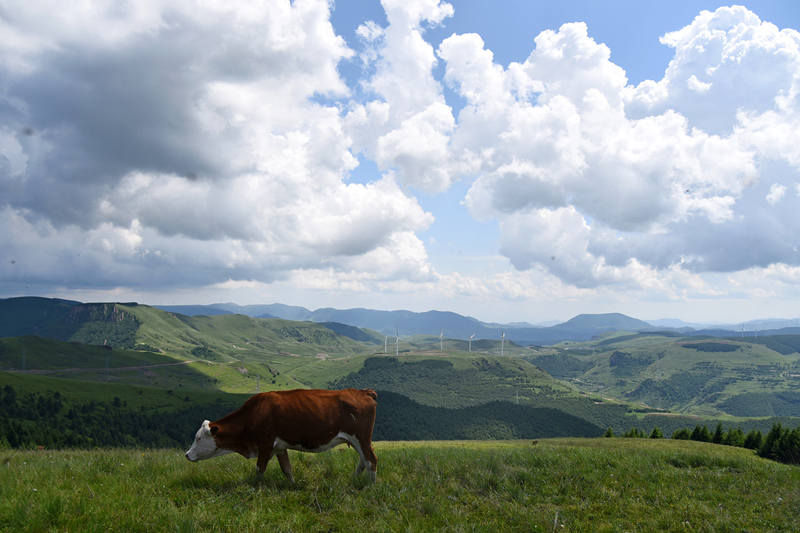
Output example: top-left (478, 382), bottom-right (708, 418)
top-left (276, 451), bottom-right (294, 483)
top-left (256, 446), bottom-right (274, 477)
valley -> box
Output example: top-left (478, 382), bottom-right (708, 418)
top-left (2, 297), bottom-right (800, 450)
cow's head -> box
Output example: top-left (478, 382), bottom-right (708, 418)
top-left (185, 420), bottom-right (229, 461)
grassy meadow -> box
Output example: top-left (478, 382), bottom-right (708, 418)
top-left (2, 439), bottom-right (798, 532)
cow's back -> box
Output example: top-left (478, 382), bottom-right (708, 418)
top-left (264, 388), bottom-right (376, 450)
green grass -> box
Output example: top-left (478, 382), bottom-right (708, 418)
top-left (1, 439), bottom-right (798, 532)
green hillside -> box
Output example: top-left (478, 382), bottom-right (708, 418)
top-left (0, 298), bottom-right (581, 402)
top-left (0, 336), bottom-right (282, 392)
top-left (328, 355), bottom-right (716, 433)
top-left (0, 300), bottom-right (388, 393)
top-left (526, 332), bottom-right (800, 417)
top-left (2, 440), bottom-right (798, 532)
top-left (1, 335), bottom-right (166, 371)
top-left (332, 355), bottom-right (575, 407)
top-left (4, 296), bottom-right (800, 441)
top-left (0, 297), bottom-right (381, 358)
top-left (0, 297), bottom-right (139, 346)
top-left (125, 305), bottom-right (382, 358)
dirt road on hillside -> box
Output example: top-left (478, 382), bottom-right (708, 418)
top-left (6, 360), bottom-right (197, 375)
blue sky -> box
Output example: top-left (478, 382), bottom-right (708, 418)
top-left (2, 1), bottom-right (800, 324)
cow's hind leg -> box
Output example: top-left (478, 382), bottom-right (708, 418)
top-left (346, 436), bottom-right (368, 476)
top-left (360, 438), bottom-right (377, 483)
top-left (350, 435), bottom-right (377, 482)
top-left (276, 451), bottom-right (295, 483)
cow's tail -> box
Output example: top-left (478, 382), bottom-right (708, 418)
top-left (361, 388), bottom-right (378, 400)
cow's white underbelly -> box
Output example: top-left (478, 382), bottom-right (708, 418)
top-left (273, 431), bottom-right (354, 453)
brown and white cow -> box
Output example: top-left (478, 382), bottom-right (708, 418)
top-left (185, 388), bottom-right (378, 482)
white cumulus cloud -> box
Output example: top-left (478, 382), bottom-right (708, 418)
top-left (0, 0), bottom-right (437, 291)
top-left (440, 6), bottom-right (800, 289)
top-left (766, 183), bottom-right (787, 204)
top-left (345, 0), bottom-right (458, 193)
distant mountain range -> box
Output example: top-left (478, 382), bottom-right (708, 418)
top-left (4, 297), bottom-right (798, 347)
top-left (153, 302), bottom-right (800, 345)
top-left (648, 317), bottom-right (800, 331)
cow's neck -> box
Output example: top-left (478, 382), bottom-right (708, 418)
top-left (213, 405), bottom-right (261, 457)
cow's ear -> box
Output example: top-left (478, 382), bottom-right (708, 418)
top-left (210, 424), bottom-right (219, 436)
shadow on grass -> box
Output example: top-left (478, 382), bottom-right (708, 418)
top-left (666, 454), bottom-right (746, 471)
top-left (169, 468), bottom-right (375, 493)
top-left (248, 471), bottom-right (377, 491)
top-left (169, 469), bottom-right (294, 492)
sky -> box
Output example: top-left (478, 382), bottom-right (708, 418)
top-left (2, 0), bottom-right (800, 324)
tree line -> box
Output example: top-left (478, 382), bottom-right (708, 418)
top-left (605, 421), bottom-right (800, 465)
top-left (0, 385), bottom-right (239, 449)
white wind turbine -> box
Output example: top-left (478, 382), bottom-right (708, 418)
top-left (439, 331), bottom-right (444, 353)
top-left (395, 329), bottom-right (399, 357)
top-left (469, 333), bottom-right (475, 353)
top-left (384, 335), bottom-right (388, 354)
top-left (500, 330), bottom-right (505, 356)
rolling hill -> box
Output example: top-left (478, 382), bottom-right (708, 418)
top-left (555, 313), bottom-right (652, 333)
top-left (0, 298), bottom-right (386, 393)
top-left (526, 332), bottom-right (800, 417)
top-left (3, 296), bottom-right (800, 444)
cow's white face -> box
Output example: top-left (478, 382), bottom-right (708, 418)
top-left (185, 420), bottom-right (229, 462)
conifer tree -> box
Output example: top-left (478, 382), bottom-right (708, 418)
top-left (624, 428), bottom-right (645, 438)
top-left (723, 427), bottom-right (745, 447)
top-left (744, 429), bottom-right (763, 450)
top-left (712, 423), bottom-right (724, 444)
top-left (672, 428), bottom-right (691, 440)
